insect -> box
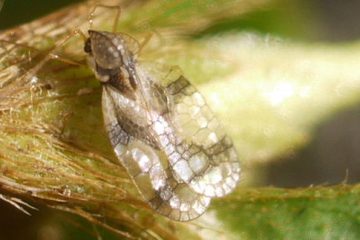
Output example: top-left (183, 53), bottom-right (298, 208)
top-left (82, 11), bottom-right (241, 222)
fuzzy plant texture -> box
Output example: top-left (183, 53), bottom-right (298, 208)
top-left (0, 0), bottom-right (360, 239)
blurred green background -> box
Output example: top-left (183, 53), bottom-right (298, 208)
top-left (2, 0), bottom-right (360, 42)
top-left (0, 0), bottom-right (83, 30)
top-left (0, 0), bottom-right (360, 239)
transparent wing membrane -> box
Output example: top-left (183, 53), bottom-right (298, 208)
top-left (164, 75), bottom-right (241, 197)
top-left (102, 86), bottom-right (211, 221)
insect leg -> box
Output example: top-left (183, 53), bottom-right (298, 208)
top-left (20, 28), bottom-right (87, 83)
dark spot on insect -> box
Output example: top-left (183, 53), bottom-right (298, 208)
top-left (84, 38), bottom-right (92, 54)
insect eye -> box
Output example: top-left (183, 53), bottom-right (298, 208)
top-left (84, 38), bottom-right (92, 54)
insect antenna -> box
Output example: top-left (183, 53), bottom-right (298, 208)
top-left (88, 4), bottom-right (122, 32)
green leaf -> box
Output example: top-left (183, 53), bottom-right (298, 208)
top-left (215, 185), bottom-right (360, 240)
